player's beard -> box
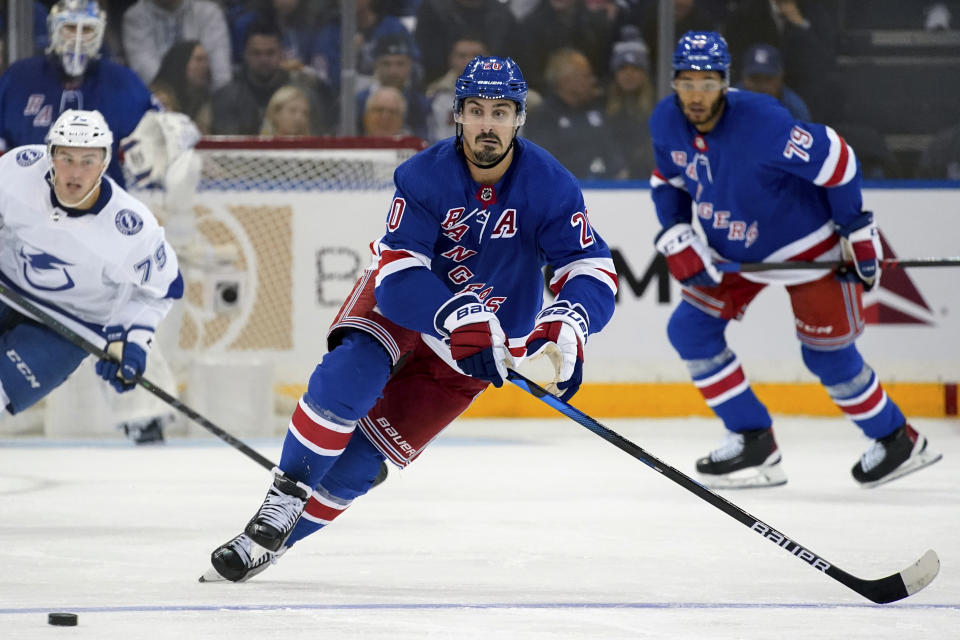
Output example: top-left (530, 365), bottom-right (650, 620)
top-left (470, 134), bottom-right (503, 165)
top-left (683, 93), bottom-right (725, 129)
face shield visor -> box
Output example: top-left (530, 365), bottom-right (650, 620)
top-left (454, 100), bottom-right (526, 127)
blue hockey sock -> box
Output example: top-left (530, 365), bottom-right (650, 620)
top-left (279, 331), bottom-right (391, 489)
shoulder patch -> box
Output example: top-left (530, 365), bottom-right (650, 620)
top-left (115, 209), bottom-right (144, 235)
top-left (16, 148), bottom-right (43, 167)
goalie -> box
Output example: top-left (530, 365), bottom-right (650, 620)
top-left (0, 0), bottom-right (200, 442)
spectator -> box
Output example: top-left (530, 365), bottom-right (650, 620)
top-left (723, 0), bottom-right (840, 120)
top-left (228, 0), bottom-right (325, 72)
top-left (605, 29), bottom-right (655, 179)
top-left (313, 0), bottom-right (419, 90)
top-left (122, 0), bottom-right (232, 90)
top-left (153, 40), bottom-right (214, 133)
top-left (513, 0), bottom-right (616, 92)
top-left (425, 35), bottom-right (488, 142)
top-left (211, 18), bottom-right (334, 135)
top-left (354, 34), bottom-right (430, 140)
top-left (523, 48), bottom-right (626, 180)
top-left (916, 121), bottom-right (960, 179)
top-left (414, 0), bottom-right (517, 84)
top-left (261, 84), bottom-right (313, 136)
top-left (361, 86), bottom-right (408, 136)
top-left (149, 80), bottom-right (179, 112)
top-left (738, 43), bottom-right (810, 121)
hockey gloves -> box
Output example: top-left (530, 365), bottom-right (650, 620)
top-left (655, 223), bottom-right (722, 287)
top-left (838, 212), bottom-right (882, 290)
top-left (437, 294), bottom-right (511, 387)
top-left (524, 301), bottom-right (588, 402)
top-left (95, 325), bottom-right (153, 393)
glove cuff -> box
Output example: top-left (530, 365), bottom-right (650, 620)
top-left (837, 211), bottom-right (874, 237)
top-left (655, 223), bottom-right (697, 256)
top-left (435, 293), bottom-right (491, 337)
top-left (533, 300), bottom-right (589, 345)
top-left (126, 327), bottom-right (155, 355)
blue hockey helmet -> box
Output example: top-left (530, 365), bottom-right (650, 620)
top-left (672, 31), bottom-right (730, 77)
top-left (454, 56), bottom-right (528, 124)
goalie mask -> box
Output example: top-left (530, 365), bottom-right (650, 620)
top-left (47, 0), bottom-right (106, 77)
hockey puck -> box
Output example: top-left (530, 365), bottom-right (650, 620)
top-left (47, 612), bottom-right (78, 626)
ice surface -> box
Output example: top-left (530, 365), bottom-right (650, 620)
top-left (2, 416), bottom-right (958, 639)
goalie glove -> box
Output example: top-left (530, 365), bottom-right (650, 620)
top-left (120, 111), bottom-right (201, 189)
top-left (838, 212), bottom-right (882, 290)
top-left (655, 222), bottom-right (722, 287)
top-left (524, 301), bottom-right (588, 402)
top-left (95, 326), bottom-right (154, 393)
top-left (436, 293), bottom-right (511, 387)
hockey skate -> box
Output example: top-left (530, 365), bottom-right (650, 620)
top-left (201, 533), bottom-right (287, 583)
top-left (852, 423), bottom-right (942, 488)
top-left (695, 427), bottom-right (787, 489)
top-left (120, 416), bottom-right (165, 444)
top-left (201, 470), bottom-right (309, 582)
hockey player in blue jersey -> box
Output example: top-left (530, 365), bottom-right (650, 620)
top-left (0, 109), bottom-right (182, 423)
top-left (650, 31), bottom-right (941, 489)
top-left (202, 55), bottom-right (618, 583)
top-left (0, 0), bottom-right (157, 187)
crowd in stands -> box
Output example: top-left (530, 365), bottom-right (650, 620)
top-left (3, 0), bottom-right (959, 180)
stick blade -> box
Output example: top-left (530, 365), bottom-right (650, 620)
top-left (901, 549), bottom-right (940, 597)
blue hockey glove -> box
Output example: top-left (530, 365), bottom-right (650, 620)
top-left (837, 212), bottom-right (882, 290)
top-left (95, 326), bottom-right (153, 393)
top-left (524, 301), bottom-right (588, 402)
top-left (655, 223), bottom-right (722, 287)
top-left (436, 294), bottom-right (511, 387)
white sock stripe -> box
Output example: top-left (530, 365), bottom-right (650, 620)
top-left (846, 392), bottom-right (888, 420)
top-left (288, 423), bottom-right (347, 457)
top-left (310, 490), bottom-right (351, 510)
top-left (705, 379), bottom-right (750, 406)
top-left (296, 397), bottom-right (355, 433)
top-left (833, 375), bottom-right (879, 406)
top-left (694, 357), bottom-right (741, 388)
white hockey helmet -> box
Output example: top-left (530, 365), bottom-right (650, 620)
top-left (46, 109), bottom-right (113, 170)
top-left (47, 0), bottom-right (106, 77)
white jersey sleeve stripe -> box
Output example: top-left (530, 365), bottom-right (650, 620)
top-left (813, 126), bottom-right (857, 187)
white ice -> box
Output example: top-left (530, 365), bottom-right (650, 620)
top-left (2, 416), bottom-right (958, 639)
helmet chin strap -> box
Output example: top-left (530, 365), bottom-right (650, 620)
top-left (456, 123), bottom-right (519, 171)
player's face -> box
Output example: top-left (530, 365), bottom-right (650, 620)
top-left (51, 146), bottom-right (106, 204)
top-left (673, 70), bottom-right (726, 131)
top-left (458, 98), bottom-right (521, 165)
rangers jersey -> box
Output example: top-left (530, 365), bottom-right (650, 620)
top-left (649, 90), bottom-right (864, 284)
top-left (373, 137), bottom-right (618, 357)
top-left (0, 145), bottom-right (182, 347)
top-left (0, 56), bottom-right (158, 186)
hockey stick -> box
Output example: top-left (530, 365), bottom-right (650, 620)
top-left (0, 283), bottom-right (275, 471)
top-left (506, 369), bottom-right (940, 604)
top-left (715, 257), bottom-right (960, 273)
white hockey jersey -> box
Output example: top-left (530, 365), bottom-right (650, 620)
top-left (0, 145), bottom-right (182, 347)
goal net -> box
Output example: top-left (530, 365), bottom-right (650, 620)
top-left (4, 136), bottom-right (426, 439)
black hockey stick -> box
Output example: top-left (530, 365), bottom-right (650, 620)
top-left (0, 283), bottom-right (276, 471)
top-left (716, 257), bottom-right (960, 273)
top-left (506, 369), bottom-right (940, 604)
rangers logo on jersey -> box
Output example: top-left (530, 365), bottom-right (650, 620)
top-left (115, 209), bottom-right (143, 235)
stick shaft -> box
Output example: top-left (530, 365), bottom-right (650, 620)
top-left (506, 369), bottom-right (927, 603)
top-left (716, 257), bottom-right (960, 273)
top-left (0, 283), bottom-right (275, 471)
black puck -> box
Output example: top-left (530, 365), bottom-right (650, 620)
top-left (48, 612), bottom-right (78, 626)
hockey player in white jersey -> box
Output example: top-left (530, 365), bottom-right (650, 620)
top-left (0, 109), bottom-right (182, 420)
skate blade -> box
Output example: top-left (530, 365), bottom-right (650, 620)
top-left (697, 463), bottom-right (788, 490)
top-left (199, 567), bottom-right (229, 583)
top-left (858, 449), bottom-right (943, 489)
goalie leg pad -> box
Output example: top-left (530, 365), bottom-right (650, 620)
top-left (0, 317), bottom-right (87, 413)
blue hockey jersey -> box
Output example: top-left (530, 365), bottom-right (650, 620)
top-left (0, 56), bottom-right (157, 187)
top-left (649, 90), bottom-right (864, 283)
top-left (373, 137), bottom-right (618, 354)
